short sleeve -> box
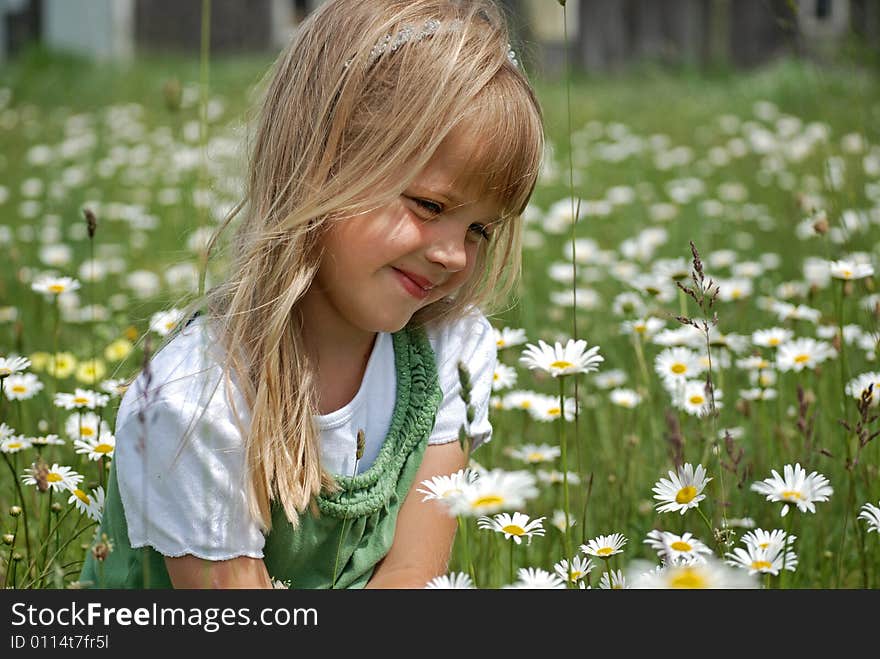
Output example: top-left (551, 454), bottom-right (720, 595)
top-left (114, 327), bottom-right (265, 560)
top-left (427, 310), bottom-right (497, 452)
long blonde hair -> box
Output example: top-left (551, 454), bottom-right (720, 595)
top-left (184, 0), bottom-right (543, 530)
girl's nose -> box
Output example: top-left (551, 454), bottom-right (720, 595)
top-left (424, 226), bottom-right (468, 272)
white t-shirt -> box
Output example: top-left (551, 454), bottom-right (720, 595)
top-left (113, 310), bottom-right (496, 560)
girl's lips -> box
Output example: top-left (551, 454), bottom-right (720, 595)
top-left (392, 268), bottom-right (432, 300)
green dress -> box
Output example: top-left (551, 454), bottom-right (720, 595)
top-left (79, 325), bottom-right (441, 589)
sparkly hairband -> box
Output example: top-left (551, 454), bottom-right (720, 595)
top-left (345, 18), bottom-right (519, 69)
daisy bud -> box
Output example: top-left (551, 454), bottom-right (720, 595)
top-left (9, 506), bottom-right (21, 517)
top-left (12, 552), bottom-right (22, 562)
top-left (2, 533), bottom-right (13, 545)
top-left (91, 534), bottom-right (113, 562)
top-left (84, 208), bottom-right (97, 238)
top-left (812, 214), bottom-right (829, 235)
top-left (51, 502), bottom-right (62, 514)
top-left (356, 428), bottom-right (366, 461)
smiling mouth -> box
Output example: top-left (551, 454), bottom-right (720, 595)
top-left (392, 268), bottom-right (435, 300)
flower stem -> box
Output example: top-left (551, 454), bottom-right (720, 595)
top-left (557, 377), bottom-right (573, 585)
top-left (457, 515), bottom-right (477, 587)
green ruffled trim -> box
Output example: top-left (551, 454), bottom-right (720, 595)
top-left (315, 324), bottom-right (441, 519)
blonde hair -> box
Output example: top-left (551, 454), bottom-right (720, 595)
top-left (178, 0), bottom-right (544, 530)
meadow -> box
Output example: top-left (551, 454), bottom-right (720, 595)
top-left (1, 42), bottom-right (879, 589)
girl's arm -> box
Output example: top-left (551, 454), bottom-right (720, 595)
top-left (365, 441), bottom-right (467, 589)
top-left (165, 555), bottom-right (274, 589)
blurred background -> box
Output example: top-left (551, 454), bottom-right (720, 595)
top-left (2, 0), bottom-right (879, 72)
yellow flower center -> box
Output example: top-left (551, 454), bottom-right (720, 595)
top-left (48, 284), bottom-right (65, 293)
top-left (95, 443), bottom-right (114, 454)
top-left (47, 473), bottom-right (63, 483)
top-left (527, 452), bottom-right (544, 462)
top-left (496, 340), bottom-right (506, 348)
top-left (493, 373), bottom-right (499, 381)
top-left (671, 363), bottom-right (687, 374)
top-left (547, 407), bottom-right (561, 416)
top-left (635, 324), bottom-right (646, 333)
top-left (472, 495), bottom-right (504, 509)
top-left (769, 338), bottom-right (780, 346)
top-left (73, 489), bottom-right (90, 504)
top-left (751, 560), bottom-right (772, 571)
top-left (7, 442), bottom-right (22, 450)
top-left (841, 269), bottom-right (852, 278)
top-left (732, 289), bottom-right (742, 299)
top-left (164, 321), bottom-right (176, 331)
top-left (670, 541), bottom-right (693, 552)
top-left (570, 570), bottom-right (583, 580)
top-left (689, 395), bottom-right (705, 405)
top-left (669, 567), bottom-right (708, 589)
top-left (676, 486), bottom-right (697, 504)
top-left (794, 354), bottom-right (810, 364)
top-left (550, 360), bottom-right (573, 370)
top-left (80, 427), bottom-right (95, 437)
top-left (782, 490), bottom-right (803, 501)
top-left (73, 396), bottom-right (89, 405)
top-left (501, 524), bottom-right (525, 536)
top-left (519, 401), bottom-right (531, 409)
top-left (759, 542), bottom-right (770, 549)
top-left (12, 385), bottom-right (26, 393)
top-left (596, 546), bottom-right (614, 556)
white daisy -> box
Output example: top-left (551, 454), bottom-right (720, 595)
top-left (829, 259), bottom-right (873, 280)
top-left (594, 368), bottom-right (627, 389)
top-left (644, 529), bottom-right (713, 565)
top-left (740, 387), bottom-right (778, 401)
top-left (550, 508), bottom-right (577, 532)
top-left (654, 346), bottom-right (704, 385)
top-left (537, 470), bottom-right (581, 487)
top-left (845, 371), bottom-right (880, 406)
top-left (425, 572), bottom-right (475, 589)
top-left (0, 422), bottom-right (14, 441)
top-left (750, 463), bottom-right (833, 516)
top-left (652, 463), bottom-right (712, 515)
top-left (609, 388), bottom-right (642, 408)
top-left (30, 434), bottom-right (65, 448)
top-left (0, 355), bottom-right (31, 377)
top-left (54, 388), bottom-right (110, 410)
top-left (674, 379), bottom-right (721, 417)
top-left (507, 443), bottom-right (560, 465)
top-left (554, 556), bottom-right (594, 584)
top-left (771, 301), bottom-right (821, 324)
top-left (417, 467), bottom-right (479, 503)
top-left (725, 541), bottom-right (797, 576)
top-left (494, 326), bottom-right (528, 350)
top-left (149, 308), bottom-right (184, 336)
top-left (73, 431), bottom-right (116, 461)
top-left (3, 373), bottom-right (44, 400)
top-left (776, 337), bottom-right (836, 373)
top-left (527, 393), bottom-right (577, 423)
top-left (1, 435), bottom-right (32, 454)
top-left (477, 511), bottom-right (545, 545)
top-left (444, 468), bottom-right (539, 517)
top-left (581, 532), bottom-right (627, 559)
top-left (491, 363), bottom-right (517, 391)
top-left (64, 411), bottom-right (111, 443)
top-left (752, 327), bottom-right (793, 348)
top-left (630, 557), bottom-right (758, 589)
top-left (501, 389), bottom-right (540, 413)
top-left (740, 528), bottom-right (796, 552)
top-left (620, 317), bottom-right (666, 339)
top-left (21, 462), bottom-right (83, 493)
top-left (504, 567), bottom-right (567, 589)
top-left (31, 275), bottom-right (81, 296)
top-left (598, 569), bottom-right (627, 589)
top-left (519, 338), bottom-right (604, 377)
top-left (859, 501), bottom-right (880, 534)
top-left (67, 485), bottom-right (105, 522)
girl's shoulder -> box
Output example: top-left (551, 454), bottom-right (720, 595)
top-left (116, 317), bottom-right (236, 431)
top-left (424, 308), bottom-right (496, 384)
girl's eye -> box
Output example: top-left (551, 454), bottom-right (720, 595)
top-left (468, 223), bottom-right (491, 242)
top-left (413, 198), bottom-right (444, 216)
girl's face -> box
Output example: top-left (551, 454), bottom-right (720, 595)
top-left (302, 123), bottom-right (503, 340)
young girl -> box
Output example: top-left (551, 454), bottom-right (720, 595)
top-left (80, 0), bottom-right (543, 589)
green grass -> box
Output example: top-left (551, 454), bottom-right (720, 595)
top-left (1, 45), bottom-right (879, 588)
